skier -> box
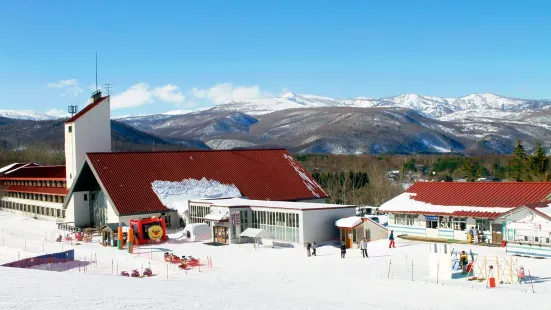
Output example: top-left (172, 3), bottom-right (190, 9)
top-left (518, 265), bottom-right (526, 284)
top-left (340, 242), bottom-right (347, 259)
top-left (388, 230), bottom-right (395, 248)
top-left (312, 241), bottom-right (317, 256)
top-left (360, 238), bottom-right (368, 258)
top-left (306, 241), bottom-right (311, 257)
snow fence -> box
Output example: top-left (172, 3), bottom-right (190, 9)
top-left (1, 249), bottom-right (74, 268)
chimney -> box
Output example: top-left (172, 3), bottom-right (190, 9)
top-left (91, 90), bottom-right (102, 103)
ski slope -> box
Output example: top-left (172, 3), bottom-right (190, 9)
top-left (0, 212), bottom-right (549, 310)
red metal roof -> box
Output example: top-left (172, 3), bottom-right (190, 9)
top-left (5, 185), bottom-right (68, 196)
top-left (396, 210), bottom-right (502, 219)
top-left (65, 96), bottom-right (108, 123)
top-left (86, 149), bottom-right (328, 216)
top-left (0, 165), bottom-right (66, 180)
top-left (405, 182), bottom-right (551, 208)
top-left (0, 163), bottom-right (38, 175)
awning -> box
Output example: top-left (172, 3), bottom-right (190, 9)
top-left (239, 228), bottom-right (270, 238)
top-left (204, 211), bottom-right (229, 222)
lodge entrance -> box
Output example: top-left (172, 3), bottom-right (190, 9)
top-left (214, 226), bottom-right (229, 244)
top-left (491, 224), bottom-right (503, 244)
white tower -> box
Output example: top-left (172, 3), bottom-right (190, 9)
top-left (64, 90), bottom-right (111, 188)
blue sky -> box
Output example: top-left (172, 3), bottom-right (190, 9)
top-left (0, 0), bottom-right (550, 117)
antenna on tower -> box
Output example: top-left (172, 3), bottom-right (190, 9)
top-left (104, 83), bottom-right (114, 96)
top-left (95, 52), bottom-right (98, 91)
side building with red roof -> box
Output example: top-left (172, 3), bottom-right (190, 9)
top-left (0, 164), bottom-right (68, 220)
top-left (379, 182), bottom-right (551, 245)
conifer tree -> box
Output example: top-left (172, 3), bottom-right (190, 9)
top-left (527, 141), bottom-right (549, 181)
top-left (508, 140), bottom-right (528, 181)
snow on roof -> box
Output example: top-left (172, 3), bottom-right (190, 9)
top-left (191, 197), bottom-right (355, 211)
top-left (283, 154), bottom-right (326, 198)
top-left (204, 210), bottom-right (229, 221)
top-left (151, 178), bottom-right (242, 215)
top-left (335, 216), bottom-right (363, 228)
top-left (0, 163), bottom-right (22, 174)
top-left (379, 192), bottom-right (512, 218)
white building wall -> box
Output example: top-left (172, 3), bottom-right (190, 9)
top-left (70, 192), bottom-right (90, 227)
top-left (301, 207), bottom-right (356, 245)
top-left (65, 96), bottom-right (111, 188)
top-left (1, 197), bottom-right (63, 221)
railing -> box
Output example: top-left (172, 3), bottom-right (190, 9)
top-left (57, 222), bottom-right (82, 233)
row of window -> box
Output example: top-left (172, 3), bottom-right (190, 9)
top-left (1, 201), bottom-right (65, 218)
top-left (514, 234), bottom-right (551, 244)
top-left (189, 205), bottom-right (211, 224)
top-left (394, 214), bottom-right (491, 231)
top-left (4, 191), bottom-right (65, 203)
top-left (251, 210), bottom-right (300, 229)
top-left (2, 180), bottom-right (66, 188)
top-left (250, 210), bottom-right (300, 243)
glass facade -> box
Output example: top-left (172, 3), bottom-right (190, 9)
top-left (189, 204), bottom-right (211, 224)
top-left (251, 210), bottom-right (300, 243)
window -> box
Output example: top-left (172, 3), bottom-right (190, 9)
top-left (189, 204), bottom-right (211, 224)
top-left (251, 209), bottom-right (300, 243)
top-left (426, 216), bottom-right (438, 229)
top-left (394, 214), bottom-right (417, 226)
top-left (452, 217), bottom-right (467, 231)
top-left (437, 216), bottom-right (452, 229)
top-left (68, 126), bottom-right (72, 133)
top-left (84, 194), bottom-right (88, 201)
top-left (475, 219), bottom-right (490, 231)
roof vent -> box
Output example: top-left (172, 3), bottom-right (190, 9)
top-left (91, 90), bottom-right (102, 103)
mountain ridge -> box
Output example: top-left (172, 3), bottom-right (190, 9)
top-left (5, 92), bottom-right (551, 122)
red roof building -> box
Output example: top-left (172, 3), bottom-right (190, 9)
top-left (0, 165), bottom-right (66, 181)
top-left (64, 149), bottom-right (328, 227)
top-left (379, 182), bottom-right (551, 244)
top-left (0, 164), bottom-right (68, 220)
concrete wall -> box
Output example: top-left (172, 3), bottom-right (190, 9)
top-left (301, 207), bottom-right (355, 245)
top-left (65, 97), bottom-right (111, 188)
top-left (72, 192), bottom-right (90, 227)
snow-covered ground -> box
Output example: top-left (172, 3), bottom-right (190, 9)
top-left (0, 211), bottom-right (549, 309)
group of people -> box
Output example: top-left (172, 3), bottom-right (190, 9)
top-left (467, 227), bottom-right (484, 243)
top-left (306, 230), bottom-right (397, 259)
top-left (306, 241), bottom-right (317, 256)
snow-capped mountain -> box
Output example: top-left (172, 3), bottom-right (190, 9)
top-left (208, 92), bottom-right (551, 120)
top-left (0, 110), bottom-right (60, 121)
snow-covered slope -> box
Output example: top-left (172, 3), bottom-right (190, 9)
top-left (206, 93), bottom-right (551, 119)
top-left (0, 110), bottom-right (59, 121)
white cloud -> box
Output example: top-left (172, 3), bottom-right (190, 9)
top-left (61, 87), bottom-right (83, 97)
top-left (47, 79), bottom-right (83, 97)
top-left (153, 84), bottom-right (186, 104)
top-left (189, 83), bottom-right (270, 105)
top-left (47, 79), bottom-right (78, 88)
top-left (45, 108), bottom-right (70, 118)
top-left (110, 83), bottom-right (190, 110)
top-left (111, 83), bottom-right (154, 109)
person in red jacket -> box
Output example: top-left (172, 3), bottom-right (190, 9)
top-left (389, 230), bottom-right (395, 248)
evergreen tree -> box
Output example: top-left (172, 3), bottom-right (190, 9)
top-left (462, 158), bottom-right (475, 181)
top-left (508, 140), bottom-right (528, 181)
top-left (527, 141), bottom-right (549, 181)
